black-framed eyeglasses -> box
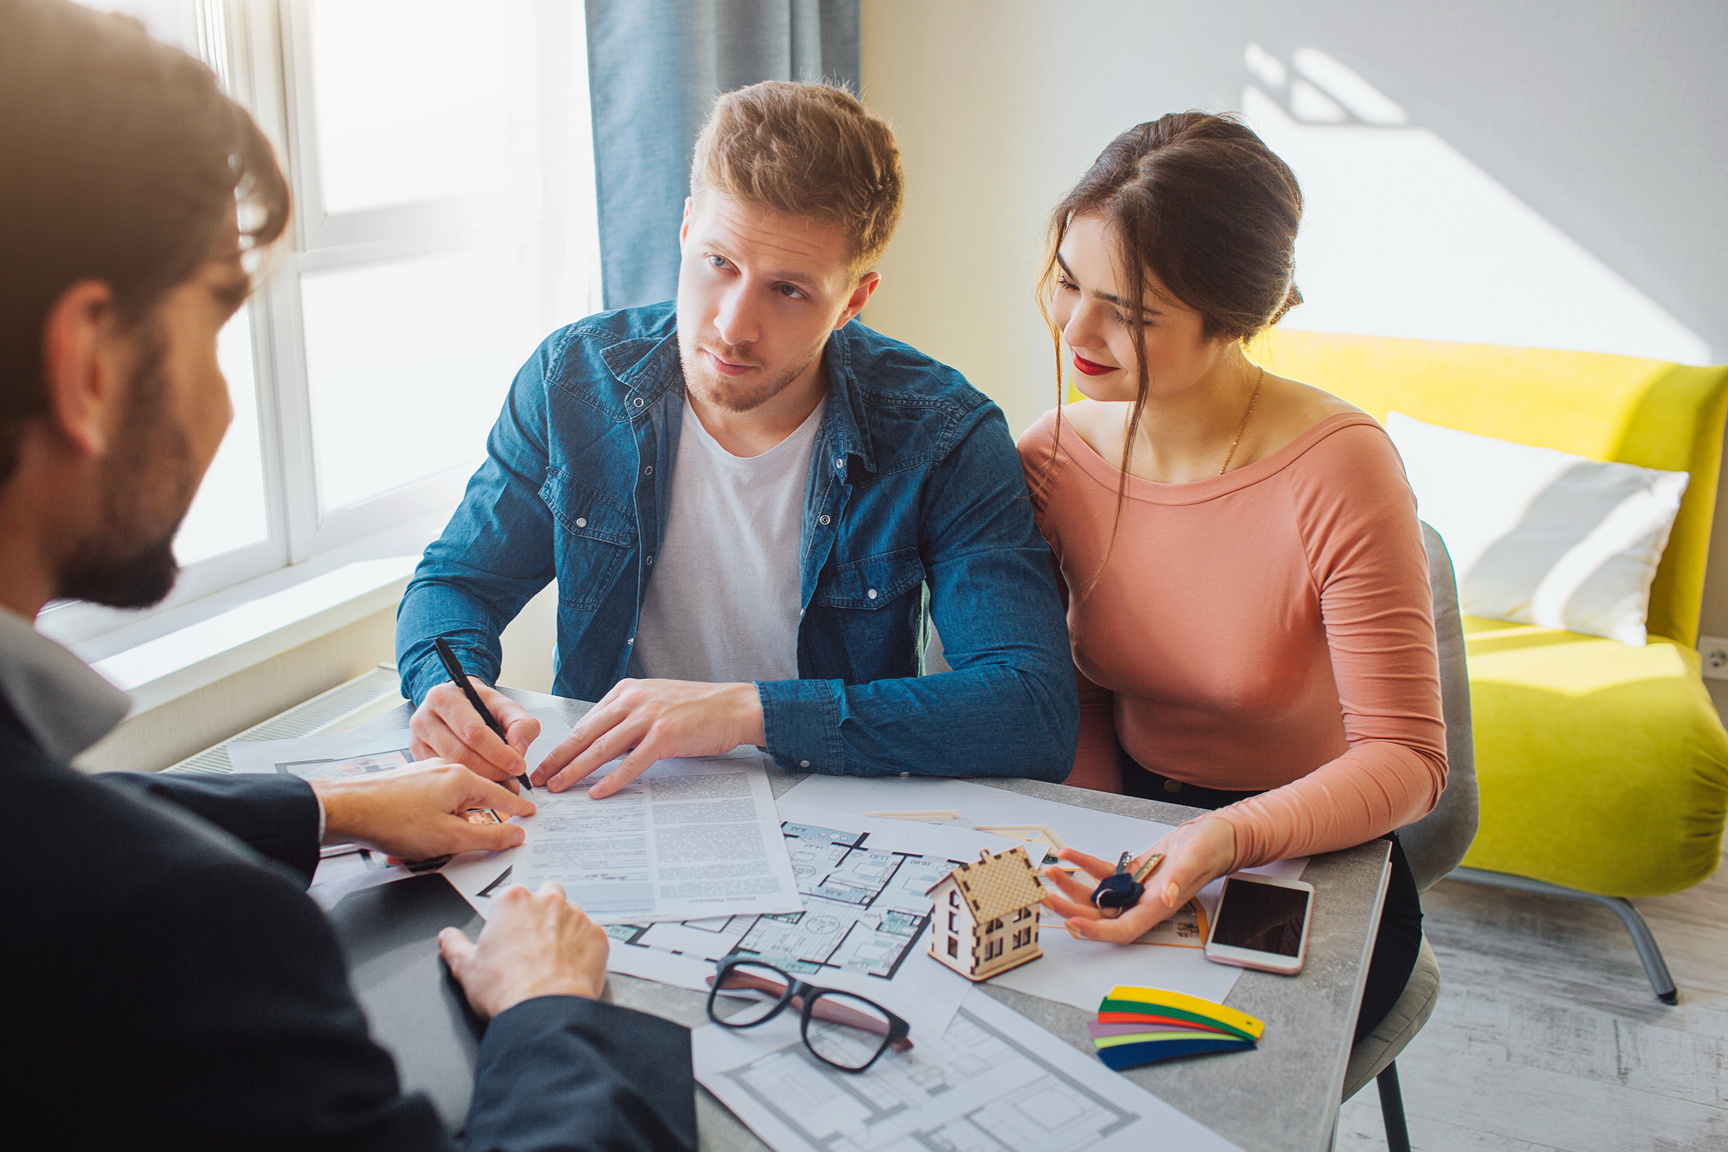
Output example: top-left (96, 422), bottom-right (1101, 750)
top-left (705, 956), bottom-right (914, 1073)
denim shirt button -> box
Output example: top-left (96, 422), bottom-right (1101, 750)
top-left (818, 514), bottom-right (831, 526)
top-left (632, 397), bottom-right (644, 408)
top-left (835, 458), bottom-right (845, 471)
top-left (867, 588), bottom-right (878, 600)
top-left (646, 555), bottom-right (654, 565)
top-left (644, 466), bottom-right (653, 476)
top-left (799, 760), bottom-right (810, 768)
top-left (575, 517), bottom-right (587, 529)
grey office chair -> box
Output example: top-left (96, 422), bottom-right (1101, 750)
top-left (1336, 523), bottom-right (1479, 1152)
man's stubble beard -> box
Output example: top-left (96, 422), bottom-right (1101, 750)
top-left (677, 337), bottom-right (820, 415)
top-left (57, 331), bottom-right (199, 610)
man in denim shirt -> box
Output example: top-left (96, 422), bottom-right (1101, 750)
top-left (398, 82), bottom-right (1076, 795)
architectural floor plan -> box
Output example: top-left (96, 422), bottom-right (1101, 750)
top-left (694, 989), bottom-right (1242, 1152)
top-left (606, 819), bottom-right (963, 982)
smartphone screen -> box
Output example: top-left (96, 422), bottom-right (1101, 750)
top-left (1211, 879), bottom-right (1309, 957)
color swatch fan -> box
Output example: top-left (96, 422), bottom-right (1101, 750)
top-left (1092, 985), bottom-right (1263, 1070)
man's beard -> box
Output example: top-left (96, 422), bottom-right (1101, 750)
top-left (57, 335), bottom-right (197, 609)
top-left (678, 337), bottom-right (819, 414)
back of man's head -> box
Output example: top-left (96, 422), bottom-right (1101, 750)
top-left (690, 81), bottom-right (903, 275)
top-left (0, 0), bottom-right (289, 485)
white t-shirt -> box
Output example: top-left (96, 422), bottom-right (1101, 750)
top-left (628, 395), bottom-right (825, 683)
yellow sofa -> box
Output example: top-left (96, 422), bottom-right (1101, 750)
top-left (1246, 331), bottom-right (1728, 914)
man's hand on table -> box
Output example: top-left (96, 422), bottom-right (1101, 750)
top-left (1042, 816), bottom-right (1238, 943)
top-left (531, 678), bottom-right (766, 798)
top-left (312, 761), bottom-right (533, 860)
top-left (439, 881), bottom-right (608, 1018)
top-left (409, 677), bottom-right (542, 788)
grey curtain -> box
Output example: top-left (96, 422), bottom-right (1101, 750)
top-left (586, 0), bottom-right (862, 310)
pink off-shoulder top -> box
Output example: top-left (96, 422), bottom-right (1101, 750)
top-left (1017, 409), bottom-right (1448, 870)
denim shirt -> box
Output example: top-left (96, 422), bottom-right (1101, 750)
top-left (396, 303), bottom-right (1078, 780)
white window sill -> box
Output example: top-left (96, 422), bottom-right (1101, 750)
top-left (36, 508), bottom-right (456, 718)
top-left (89, 555), bottom-right (418, 717)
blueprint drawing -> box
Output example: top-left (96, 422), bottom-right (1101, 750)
top-left (695, 989), bottom-right (1242, 1152)
top-left (607, 819), bottom-right (962, 982)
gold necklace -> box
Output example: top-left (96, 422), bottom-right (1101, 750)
top-left (1218, 367), bottom-right (1264, 476)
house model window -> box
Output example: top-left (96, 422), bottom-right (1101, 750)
top-left (924, 846), bottom-right (1048, 981)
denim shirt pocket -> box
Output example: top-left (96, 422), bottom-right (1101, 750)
top-left (540, 468), bottom-right (634, 611)
top-left (813, 546), bottom-right (926, 610)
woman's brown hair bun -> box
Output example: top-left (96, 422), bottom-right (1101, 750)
top-left (1269, 283), bottom-right (1304, 328)
top-left (1039, 111), bottom-right (1304, 345)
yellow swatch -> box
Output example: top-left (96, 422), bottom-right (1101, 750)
top-left (1106, 986), bottom-right (1265, 1041)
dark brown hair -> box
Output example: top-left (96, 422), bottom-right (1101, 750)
top-left (1035, 113), bottom-right (1303, 583)
top-left (692, 80), bottom-right (904, 273)
top-left (0, 0), bottom-right (290, 483)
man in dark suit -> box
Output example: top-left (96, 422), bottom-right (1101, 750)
top-left (0, 2), bottom-right (697, 1148)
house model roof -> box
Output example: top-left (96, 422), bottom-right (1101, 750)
top-left (926, 846), bottom-right (1047, 922)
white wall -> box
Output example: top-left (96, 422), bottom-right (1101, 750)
top-left (858, 0), bottom-right (1728, 656)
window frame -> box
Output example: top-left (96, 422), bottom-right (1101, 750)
top-left (43, 0), bottom-right (600, 658)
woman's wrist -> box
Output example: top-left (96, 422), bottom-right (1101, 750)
top-left (1177, 816), bottom-right (1238, 880)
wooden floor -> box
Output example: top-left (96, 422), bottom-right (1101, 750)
top-left (1336, 859), bottom-right (1728, 1151)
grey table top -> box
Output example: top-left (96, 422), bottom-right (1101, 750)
top-left (365, 688), bottom-right (1391, 1152)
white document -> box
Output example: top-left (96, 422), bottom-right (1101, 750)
top-left (227, 729), bottom-right (418, 778)
top-left (307, 851), bottom-right (418, 911)
top-left (598, 803), bottom-right (1023, 1041)
top-left (779, 775), bottom-right (1306, 1013)
top-left (695, 986), bottom-right (1243, 1152)
top-left (446, 751), bottom-right (802, 927)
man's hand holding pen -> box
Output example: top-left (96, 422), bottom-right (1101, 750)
top-left (411, 675), bottom-right (543, 788)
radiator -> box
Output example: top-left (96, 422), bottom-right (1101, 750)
top-left (165, 664), bottom-right (406, 775)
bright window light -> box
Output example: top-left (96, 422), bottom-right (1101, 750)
top-left (301, 246), bottom-right (535, 514)
top-left (175, 312), bottom-right (269, 565)
top-left (306, 0), bottom-right (515, 215)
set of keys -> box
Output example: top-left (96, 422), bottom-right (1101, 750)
top-left (1089, 850), bottom-right (1165, 918)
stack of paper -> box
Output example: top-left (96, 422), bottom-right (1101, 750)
top-left (1090, 986), bottom-right (1263, 1070)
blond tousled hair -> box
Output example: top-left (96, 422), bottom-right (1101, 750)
top-left (690, 80), bottom-right (904, 273)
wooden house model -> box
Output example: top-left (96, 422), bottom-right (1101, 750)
top-left (925, 846), bottom-right (1048, 981)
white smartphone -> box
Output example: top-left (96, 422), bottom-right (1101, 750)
top-left (1203, 874), bottom-right (1315, 975)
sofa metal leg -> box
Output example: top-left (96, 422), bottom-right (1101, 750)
top-left (1450, 866), bottom-right (1679, 1004)
top-left (1376, 1061), bottom-right (1412, 1152)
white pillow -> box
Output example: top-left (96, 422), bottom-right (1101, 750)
top-left (1385, 412), bottom-right (1688, 646)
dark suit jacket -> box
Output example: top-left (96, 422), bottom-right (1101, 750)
top-left (0, 697), bottom-right (697, 1151)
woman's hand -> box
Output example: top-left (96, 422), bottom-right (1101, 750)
top-left (1042, 816), bottom-right (1238, 944)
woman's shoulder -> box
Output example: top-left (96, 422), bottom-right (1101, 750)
top-left (1017, 403), bottom-right (1101, 457)
top-left (1276, 408), bottom-right (1418, 536)
top-left (1244, 377), bottom-right (1365, 463)
top-left (1016, 400), bottom-right (1120, 463)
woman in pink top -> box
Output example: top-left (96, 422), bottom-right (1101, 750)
top-left (1019, 114), bottom-right (1446, 1042)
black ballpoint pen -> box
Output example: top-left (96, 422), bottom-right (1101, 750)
top-left (433, 635), bottom-right (533, 791)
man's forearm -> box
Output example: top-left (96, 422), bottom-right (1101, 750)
top-left (467, 997), bottom-right (698, 1152)
top-left (97, 772), bottom-right (323, 884)
top-left (396, 574), bottom-right (512, 705)
top-left (757, 661), bottom-right (1077, 780)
